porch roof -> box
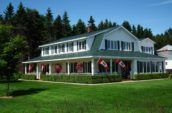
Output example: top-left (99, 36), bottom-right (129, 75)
top-left (23, 50), bottom-right (165, 63)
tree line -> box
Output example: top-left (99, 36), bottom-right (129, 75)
top-left (0, 2), bottom-right (172, 59)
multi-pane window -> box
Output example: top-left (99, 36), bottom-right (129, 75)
top-left (137, 61), bottom-right (163, 73)
top-left (67, 42), bottom-right (73, 52)
top-left (121, 41), bottom-right (133, 51)
top-left (59, 44), bottom-right (65, 53)
top-left (77, 40), bottom-right (86, 51)
top-left (43, 47), bottom-right (49, 55)
top-left (105, 40), bottom-right (119, 50)
top-left (141, 46), bottom-right (153, 54)
top-left (51, 45), bottom-right (58, 54)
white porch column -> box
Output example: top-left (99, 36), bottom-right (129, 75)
top-left (110, 59), bottom-right (112, 74)
top-left (67, 61), bottom-right (70, 75)
top-left (131, 59), bottom-right (138, 79)
top-left (36, 63), bottom-right (40, 79)
top-left (49, 63), bottom-right (52, 75)
top-left (24, 64), bottom-right (27, 74)
top-left (91, 58), bottom-right (95, 76)
top-left (163, 61), bottom-right (166, 73)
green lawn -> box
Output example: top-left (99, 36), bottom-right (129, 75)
top-left (0, 79), bottom-right (172, 113)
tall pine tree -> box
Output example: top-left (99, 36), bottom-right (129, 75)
top-left (75, 19), bottom-right (86, 35)
top-left (4, 3), bottom-right (14, 25)
top-left (122, 21), bottom-right (131, 32)
top-left (62, 11), bottom-right (72, 37)
top-left (45, 8), bottom-right (54, 41)
top-left (88, 16), bottom-right (97, 31)
top-left (53, 15), bottom-right (63, 40)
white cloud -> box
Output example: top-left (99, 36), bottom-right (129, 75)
top-left (151, 0), bottom-right (172, 6)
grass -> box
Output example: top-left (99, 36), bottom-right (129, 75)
top-left (0, 79), bottom-right (172, 113)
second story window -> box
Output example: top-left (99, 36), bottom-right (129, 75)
top-left (141, 46), bottom-right (153, 54)
top-left (51, 45), bottom-right (58, 54)
top-left (77, 40), bottom-right (86, 51)
top-left (43, 47), bottom-right (49, 55)
top-left (67, 42), bottom-right (73, 52)
top-left (59, 44), bottom-right (65, 53)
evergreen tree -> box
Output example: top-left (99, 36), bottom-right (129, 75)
top-left (0, 14), bottom-right (4, 24)
top-left (132, 25), bottom-right (137, 36)
top-left (71, 25), bottom-right (77, 35)
top-left (14, 2), bottom-right (27, 35)
top-left (98, 21), bottom-right (104, 30)
top-left (75, 19), bottom-right (86, 34)
top-left (45, 8), bottom-right (54, 41)
top-left (136, 24), bottom-right (144, 38)
top-left (25, 8), bottom-right (46, 58)
top-left (88, 16), bottom-right (97, 31)
top-left (62, 11), bottom-right (72, 37)
top-left (4, 3), bottom-right (14, 25)
top-left (53, 15), bottom-right (63, 39)
top-left (122, 21), bottom-right (131, 32)
top-left (112, 22), bottom-right (117, 27)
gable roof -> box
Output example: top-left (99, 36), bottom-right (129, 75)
top-left (139, 38), bottom-right (156, 44)
top-left (157, 44), bottom-right (172, 52)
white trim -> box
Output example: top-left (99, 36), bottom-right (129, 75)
top-left (23, 56), bottom-right (93, 63)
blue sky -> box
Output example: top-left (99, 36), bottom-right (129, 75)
top-left (0, 0), bottom-right (172, 35)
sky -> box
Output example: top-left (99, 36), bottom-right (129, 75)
top-left (0, 0), bottom-right (172, 35)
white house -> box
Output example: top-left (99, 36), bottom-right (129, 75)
top-left (157, 45), bottom-right (172, 73)
top-left (23, 26), bottom-right (165, 79)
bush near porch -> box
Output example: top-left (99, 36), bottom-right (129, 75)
top-left (135, 73), bottom-right (169, 80)
top-left (19, 74), bottom-right (122, 83)
top-left (41, 74), bottom-right (122, 83)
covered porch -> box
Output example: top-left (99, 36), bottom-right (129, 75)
top-left (23, 57), bottom-right (165, 79)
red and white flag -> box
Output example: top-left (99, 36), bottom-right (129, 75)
top-left (28, 64), bottom-right (33, 72)
top-left (115, 59), bottom-right (126, 69)
top-left (97, 58), bottom-right (109, 71)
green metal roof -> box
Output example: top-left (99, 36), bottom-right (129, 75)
top-left (24, 50), bottom-right (164, 63)
top-left (40, 27), bottom-right (117, 46)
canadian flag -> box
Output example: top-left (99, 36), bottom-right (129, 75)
top-left (97, 58), bottom-right (109, 71)
top-left (115, 59), bottom-right (126, 69)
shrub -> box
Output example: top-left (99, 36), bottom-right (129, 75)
top-left (20, 74), bottom-right (36, 80)
top-left (41, 74), bottom-right (122, 84)
top-left (135, 73), bottom-right (169, 80)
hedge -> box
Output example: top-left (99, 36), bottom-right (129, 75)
top-left (20, 74), bottom-right (36, 80)
top-left (19, 74), bottom-right (122, 83)
top-left (135, 73), bottom-right (169, 80)
top-left (41, 74), bottom-right (122, 83)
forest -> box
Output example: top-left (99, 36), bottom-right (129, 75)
top-left (0, 2), bottom-right (172, 60)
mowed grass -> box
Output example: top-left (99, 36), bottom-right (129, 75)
top-left (0, 79), bottom-right (172, 113)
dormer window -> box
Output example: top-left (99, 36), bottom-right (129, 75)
top-left (67, 42), bottom-right (74, 52)
top-left (77, 40), bottom-right (86, 51)
top-left (43, 47), bottom-right (49, 55)
top-left (59, 44), bottom-right (65, 53)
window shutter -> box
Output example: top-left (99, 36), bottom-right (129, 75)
top-left (132, 42), bottom-right (134, 51)
top-left (117, 41), bottom-right (120, 50)
top-left (121, 41), bottom-right (123, 51)
top-left (105, 39), bottom-right (107, 50)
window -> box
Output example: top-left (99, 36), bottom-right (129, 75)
top-left (59, 44), bottom-right (65, 53)
top-left (67, 42), bottom-right (73, 52)
top-left (141, 46), bottom-right (153, 54)
top-left (77, 40), bottom-right (86, 51)
top-left (43, 47), bottom-right (49, 55)
top-left (105, 39), bottom-right (119, 50)
top-left (122, 41), bottom-right (132, 51)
